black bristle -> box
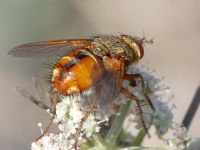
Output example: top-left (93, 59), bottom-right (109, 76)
top-left (44, 79), bottom-right (52, 84)
top-left (56, 63), bottom-right (63, 68)
top-left (43, 63), bottom-right (55, 69)
top-left (43, 74), bottom-right (52, 78)
top-left (42, 76), bottom-right (52, 81)
top-left (42, 73), bottom-right (53, 84)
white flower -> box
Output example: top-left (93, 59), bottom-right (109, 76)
top-left (69, 108), bottom-right (83, 124)
top-left (168, 125), bottom-right (189, 150)
top-left (82, 114), bottom-right (97, 138)
top-left (55, 98), bottom-right (70, 123)
top-left (31, 133), bottom-right (71, 150)
top-left (167, 125), bottom-right (200, 150)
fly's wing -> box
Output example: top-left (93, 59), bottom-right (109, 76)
top-left (8, 39), bottom-right (92, 58)
top-left (93, 57), bottom-right (125, 106)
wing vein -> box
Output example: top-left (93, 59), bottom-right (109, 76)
top-left (8, 39), bottom-right (92, 58)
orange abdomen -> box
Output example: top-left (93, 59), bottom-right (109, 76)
top-left (52, 49), bottom-right (104, 95)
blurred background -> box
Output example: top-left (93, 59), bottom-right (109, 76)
top-left (0, 0), bottom-right (200, 149)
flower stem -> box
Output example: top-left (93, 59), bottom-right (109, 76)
top-left (86, 133), bottom-right (117, 150)
top-left (105, 101), bottom-right (131, 145)
top-left (132, 128), bottom-right (146, 146)
top-left (117, 147), bottom-right (169, 150)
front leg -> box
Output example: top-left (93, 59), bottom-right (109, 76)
top-left (121, 87), bottom-right (150, 137)
top-left (124, 73), bottom-right (155, 111)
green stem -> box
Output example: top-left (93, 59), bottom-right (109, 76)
top-left (86, 134), bottom-right (117, 150)
top-left (132, 128), bottom-right (146, 146)
top-left (105, 101), bottom-right (131, 145)
top-left (117, 147), bottom-right (169, 150)
top-left (84, 134), bottom-right (169, 150)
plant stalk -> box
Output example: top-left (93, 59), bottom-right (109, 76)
top-left (105, 101), bottom-right (131, 145)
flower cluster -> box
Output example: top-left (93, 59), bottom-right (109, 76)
top-left (31, 133), bottom-right (74, 150)
top-left (167, 125), bottom-right (200, 150)
top-left (167, 125), bottom-right (189, 150)
top-left (54, 95), bottom-right (109, 138)
top-left (31, 95), bottom-right (110, 150)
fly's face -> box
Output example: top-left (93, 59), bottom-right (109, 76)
top-left (120, 35), bottom-right (144, 62)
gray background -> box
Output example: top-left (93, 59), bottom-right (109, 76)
top-left (0, 0), bottom-right (200, 149)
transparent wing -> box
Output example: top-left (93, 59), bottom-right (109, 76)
top-left (94, 59), bottom-right (125, 106)
top-left (8, 39), bottom-right (91, 58)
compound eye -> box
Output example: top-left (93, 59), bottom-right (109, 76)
top-left (137, 42), bottom-right (144, 59)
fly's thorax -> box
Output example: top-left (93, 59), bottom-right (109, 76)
top-left (92, 35), bottom-right (134, 65)
top-left (92, 35), bottom-right (144, 66)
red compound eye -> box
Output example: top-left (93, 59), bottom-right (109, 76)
top-left (135, 40), bottom-right (144, 59)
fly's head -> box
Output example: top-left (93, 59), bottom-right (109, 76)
top-left (120, 34), bottom-right (153, 65)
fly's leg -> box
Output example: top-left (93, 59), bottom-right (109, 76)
top-left (74, 99), bottom-right (97, 150)
top-left (124, 74), bottom-right (155, 111)
top-left (121, 87), bottom-right (150, 137)
top-left (35, 92), bottom-right (58, 141)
